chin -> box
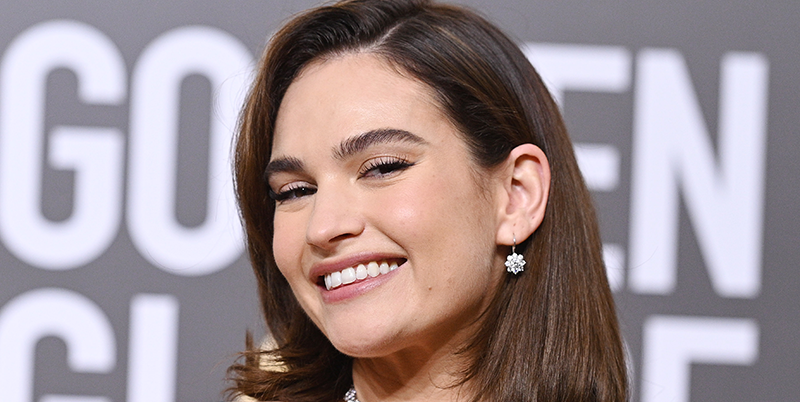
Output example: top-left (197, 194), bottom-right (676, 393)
top-left (335, 343), bottom-right (398, 359)
top-left (326, 325), bottom-right (399, 358)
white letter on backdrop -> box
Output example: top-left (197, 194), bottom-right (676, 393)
top-left (522, 43), bottom-right (631, 107)
top-left (628, 50), bottom-right (769, 298)
top-left (128, 26), bottom-right (252, 275)
top-left (127, 294), bottom-right (180, 402)
top-left (522, 43), bottom-right (630, 192)
top-left (523, 43), bottom-right (632, 290)
top-left (0, 288), bottom-right (116, 402)
top-left (0, 20), bottom-right (125, 270)
top-left (641, 315), bottom-right (759, 402)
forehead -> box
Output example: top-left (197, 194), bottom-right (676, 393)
top-left (271, 53), bottom-right (454, 155)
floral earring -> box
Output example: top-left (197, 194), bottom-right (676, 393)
top-left (505, 235), bottom-right (526, 275)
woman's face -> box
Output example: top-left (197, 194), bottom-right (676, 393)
top-left (268, 53), bottom-right (506, 358)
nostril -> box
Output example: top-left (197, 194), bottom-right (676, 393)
top-left (330, 232), bottom-right (358, 242)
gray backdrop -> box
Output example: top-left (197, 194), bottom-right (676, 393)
top-left (0, 1), bottom-right (797, 401)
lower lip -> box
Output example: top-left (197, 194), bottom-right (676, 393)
top-left (320, 265), bottom-right (400, 303)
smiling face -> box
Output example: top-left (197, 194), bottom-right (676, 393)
top-left (268, 53), bottom-right (507, 358)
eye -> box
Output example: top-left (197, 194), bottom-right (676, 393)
top-left (269, 182), bottom-right (317, 202)
top-left (359, 156), bottom-right (414, 179)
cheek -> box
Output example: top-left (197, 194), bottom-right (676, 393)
top-left (272, 214), bottom-right (306, 280)
top-left (370, 177), bottom-right (447, 237)
top-left (371, 171), bottom-right (495, 261)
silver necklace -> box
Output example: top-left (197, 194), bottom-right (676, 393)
top-left (344, 386), bottom-right (360, 402)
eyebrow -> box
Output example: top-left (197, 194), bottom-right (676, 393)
top-left (265, 128), bottom-right (427, 179)
top-left (333, 128), bottom-right (427, 160)
top-left (264, 156), bottom-right (304, 179)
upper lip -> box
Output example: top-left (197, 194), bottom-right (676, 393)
top-left (309, 251), bottom-right (406, 282)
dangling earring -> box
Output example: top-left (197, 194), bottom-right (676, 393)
top-left (505, 235), bottom-right (526, 275)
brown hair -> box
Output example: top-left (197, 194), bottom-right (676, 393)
top-left (228, 0), bottom-right (628, 401)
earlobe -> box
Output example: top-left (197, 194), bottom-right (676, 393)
top-left (495, 143), bottom-right (551, 246)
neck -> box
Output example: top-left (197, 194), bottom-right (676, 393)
top-left (347, 258), bottom-right (505, 402)
top-left (351, 341), bottom-right (475, 402)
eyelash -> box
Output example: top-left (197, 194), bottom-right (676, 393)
top-left (269, 183), bottom-right (317, 202)
top-left (269, 156), bottom-right (414, 203)
top-left (359, 156), bottom-right (414, 178)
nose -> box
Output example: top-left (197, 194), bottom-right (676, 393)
top-left (305, 184), bottom-right (364, 250)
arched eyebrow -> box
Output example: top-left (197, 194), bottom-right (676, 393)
top-left (264, 156), bottom-right (304, 179)
top-left (265, 128), bottom-right (427, 179)
top-left (333, 128), bottom-right (427, 160)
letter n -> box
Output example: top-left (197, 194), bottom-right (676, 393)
top-left (628, 49), bottom-right (769, 298)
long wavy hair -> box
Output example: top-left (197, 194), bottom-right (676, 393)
top-left (228, 0), bottom-right (628, 401)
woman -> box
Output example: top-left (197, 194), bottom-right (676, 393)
top-left (229, 0), bottom-right (628, 401)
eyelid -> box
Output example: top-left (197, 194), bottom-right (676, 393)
top-left (269, 180), bottom-right (317, 202)
top-left (358, 155), bottom-right (414, 178)
top-left (266, 165), bottom-right (314, 198)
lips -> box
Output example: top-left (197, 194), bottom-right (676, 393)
top-left (323, 260), bottom-right (400, 290)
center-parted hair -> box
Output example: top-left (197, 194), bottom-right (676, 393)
top-left (229, 0), bottom-right (629, 401)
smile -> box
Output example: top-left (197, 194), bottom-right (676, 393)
top-left (323, 260), bottom-right (400, 290)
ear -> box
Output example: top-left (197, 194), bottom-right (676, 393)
top-left (495, 143), bottom-right (551, 246)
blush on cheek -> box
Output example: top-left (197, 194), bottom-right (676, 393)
top-left (392, 205), bottom-right (420, 226)
top-left (369, 185), bottom-right (425, 225)
top-left (384, 175), bottom-right (451, 221)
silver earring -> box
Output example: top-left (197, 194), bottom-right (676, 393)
top-left (505, 235), bottom-right (526, 275)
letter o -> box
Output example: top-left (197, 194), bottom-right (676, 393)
top-left (128, 26), bottom-right (251, 276)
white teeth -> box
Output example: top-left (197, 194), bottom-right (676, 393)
top-left (368, 262), bottom-right (381, 277)
top-left (356, 264), bottom-right (368, 280)
top-left (324, 260), bottom-right (401, 290)
top-left (330, 271), bottom-right (342, 288)
top-left (341, 267), bottom-right (356, 284)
